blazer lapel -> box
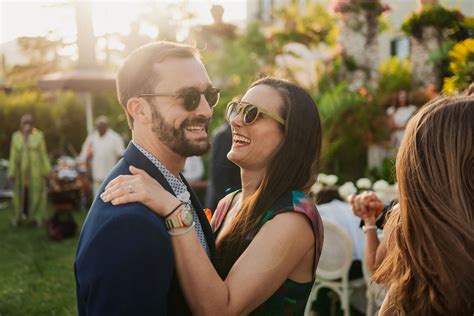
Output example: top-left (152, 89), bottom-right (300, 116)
top-left (124, 142), bottom-right (216, 260)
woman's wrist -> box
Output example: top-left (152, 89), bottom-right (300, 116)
top-left (152, 194), bottom-right (180, 217)
top-left (363, 216), bottom-right (377, 225)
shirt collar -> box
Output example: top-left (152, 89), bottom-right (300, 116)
top-left (132, 140), bottom-right (190, 201)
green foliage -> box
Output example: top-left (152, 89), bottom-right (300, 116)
top-left (401, 5), bottom-right (464, 40)
top-left (315, 83), bottom-right (390, 182)
top-left (0, 89), bottom-right (129, 160)
top-left (270, 3), bottom-right (337, 52)
top-left (0, 205), bottom-right (86, 315)
top-left (6, 36), bottom-right (72, 85)
top-left (317, 54), bottom-right (359, 92)
top-left (377, 57), bottom-right (412, 94)
top-left (202, 21), bottom-right (271, 130)
top-left (367, 157), bottom-right (395, 184)
top-left (443, 38), bottom-right (474, 94)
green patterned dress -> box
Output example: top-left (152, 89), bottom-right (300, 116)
top-left (7, 129), bottom-right (51, 224)
top-left (212, 190), bottom-right (324, 315)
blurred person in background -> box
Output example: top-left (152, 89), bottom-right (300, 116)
top-left (386, 90), bottom-right (417, 148)
top-left (205, 122), bottom-right (241, 210)
top-left (7, 113), bottom-right (51, 226)
top-left (316, 187), bottom-right (365, 279)
top-left (79, 115), bottom-right (125, 196)
top-left (182, 156), bottom-right (204, 182)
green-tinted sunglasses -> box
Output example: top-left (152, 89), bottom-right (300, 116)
top-left (225, 101), bottom-right (285, 126)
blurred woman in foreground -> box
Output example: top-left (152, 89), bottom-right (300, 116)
top-left (375, 96), bottom-right (474, 315)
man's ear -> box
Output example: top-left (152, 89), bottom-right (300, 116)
top-left (127, 97), bottom-right (151, 124)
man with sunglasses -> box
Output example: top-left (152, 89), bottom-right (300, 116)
top-left (75, 42), bottom-right (218, 315)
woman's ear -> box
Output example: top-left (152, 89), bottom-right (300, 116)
top-left (127, 97), bottom-right (151, 125)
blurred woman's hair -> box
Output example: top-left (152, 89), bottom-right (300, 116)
top-left (314, 186), bottom-right (342, 204)
top-left (374, 95), bottom-right (474, 315)
top-left (215, 78), bottom-right (322, 278)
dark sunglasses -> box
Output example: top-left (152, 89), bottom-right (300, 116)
top-left (226, 101), bottom-right (286, 126)
top-left (139, 87), bottom-right (220, 111)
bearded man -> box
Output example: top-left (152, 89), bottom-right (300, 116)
top-left (74, 42), bottom-right (219, 315)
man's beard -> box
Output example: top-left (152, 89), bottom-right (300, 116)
top-left (151, 106), bottom-right (211, 157)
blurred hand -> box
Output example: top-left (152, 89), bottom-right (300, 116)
top-left (348, 191), bottom-right (384, 224)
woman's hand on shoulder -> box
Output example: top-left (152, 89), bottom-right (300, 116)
top-left (101, 165), bottom-right (179, 217)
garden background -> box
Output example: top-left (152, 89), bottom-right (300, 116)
top-left (0, 0), bottom-right (473, 314)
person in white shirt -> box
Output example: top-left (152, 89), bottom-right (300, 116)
top-left (181, 156), bottom-right (204, 182)
top-left (386, 90), bottom-right (417, 148)
top-left (315, 187), bottom-right (365, 278)
top-left (80, 116), bottom-right (125, 195)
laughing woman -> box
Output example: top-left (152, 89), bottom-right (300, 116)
top-left (102, 78), bottom-right (324, 315)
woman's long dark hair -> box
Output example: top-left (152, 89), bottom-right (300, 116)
top-left (215, 78), bottom-right (322, 279)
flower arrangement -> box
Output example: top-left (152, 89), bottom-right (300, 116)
top-left (442, 38), bottom-right (474, 95)
top-left (311, 173), bottom-right (398, 203)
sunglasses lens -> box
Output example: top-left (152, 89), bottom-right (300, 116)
top-left (183, 90), bottom-right (201, 111)
top-left (205, 88), bottom-right (220, 108)
top-left (243, 105), bottom-right (258, 124)
top-left (226, 102), bottom-right (238, 121)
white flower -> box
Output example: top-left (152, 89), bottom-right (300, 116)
top-left (325, 174), bottom-right (339, 186)
top-left (373, 179), bottom-right (390, 192)
top-left (338, 181), bottom-right (357, 199)
top-left (310, 182), bottom-right (322, 195)
top-left (317, 173), bottom-right (327, 183)
top-left (356, 178), bottom-right (372, 189)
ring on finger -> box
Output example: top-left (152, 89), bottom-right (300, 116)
top-left (128, 184), bottom-right (134, 194)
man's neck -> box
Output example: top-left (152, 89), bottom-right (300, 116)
top-left (132, 132), bottom-right (185, 177)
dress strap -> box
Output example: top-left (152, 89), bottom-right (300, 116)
top-left (211, 190), bottom-right (241, 233)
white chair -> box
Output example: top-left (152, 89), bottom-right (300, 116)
top-left (304, 219), bottom-right (364, 316)
top-left (362, 248), bottom-right (387, 316)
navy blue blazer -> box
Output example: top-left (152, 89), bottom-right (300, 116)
top-left (75, 142), bottom-right (215, 315)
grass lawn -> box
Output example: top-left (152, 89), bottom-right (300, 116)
top-left (0, 204), bottom-right (86, 316)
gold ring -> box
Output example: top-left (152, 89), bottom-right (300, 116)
top-left (128, 184), bottom-right (134, 193)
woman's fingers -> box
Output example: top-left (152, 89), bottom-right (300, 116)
top-left (110, 192), bottom-right (140, 205)
top-left (105, 174), bottom-right (134, 191)
top-left (129, 165), bottom-right (146, 176)
top-left (102, 180), bottom-right (139, 203)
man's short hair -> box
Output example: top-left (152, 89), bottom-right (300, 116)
top-left (116, 41), bottom-right (200, 128)
top-left (95, 115), bottom-right (108, 125)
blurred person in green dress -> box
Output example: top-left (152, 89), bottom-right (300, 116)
top-left (7, 113), bottom-right (51, 226)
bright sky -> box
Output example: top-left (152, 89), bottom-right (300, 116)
top-left (0, 0), bottom-right (247, 44)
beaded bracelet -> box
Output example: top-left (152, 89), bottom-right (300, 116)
top-left (168, 222), bottom-right (195, 237)
top-left (164, 201), bottom-right (185, 219)
top-left (363, 224), bottom-right (377, 234)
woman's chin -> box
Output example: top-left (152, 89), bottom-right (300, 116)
top-left (227, 151), bottom-right (241, 167)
